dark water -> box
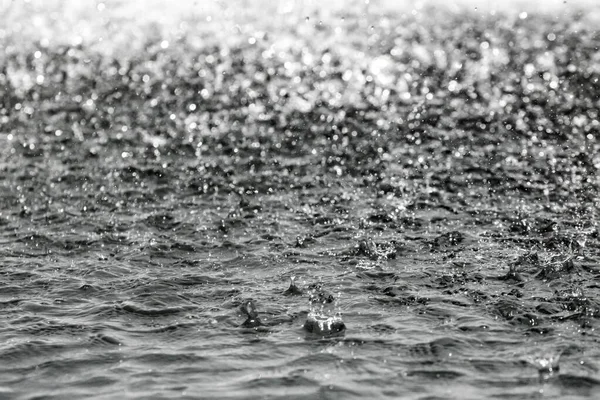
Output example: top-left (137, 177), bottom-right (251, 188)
top-left (1, 2), bottom-right (600, 399)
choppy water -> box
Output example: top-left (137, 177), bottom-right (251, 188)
top-left (1, 1), bottom-right (600, 399)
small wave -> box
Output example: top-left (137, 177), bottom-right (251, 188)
top-left (116, 303), bottom-right (194, 317)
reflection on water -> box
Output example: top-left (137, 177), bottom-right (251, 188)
top-left (1, 0), bottom-right (600, 399)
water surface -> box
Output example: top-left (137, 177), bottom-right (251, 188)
top-left (1, 1), bottom-right (599, 398)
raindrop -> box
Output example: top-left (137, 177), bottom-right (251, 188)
top-left (448, 80), bottom-right (458, 92)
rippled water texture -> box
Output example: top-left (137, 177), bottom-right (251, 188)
top-left (1, 1), bottom-right (600, 398)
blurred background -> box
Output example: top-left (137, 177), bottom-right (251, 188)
top-left (1, 0), bottom-right (598, 49)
